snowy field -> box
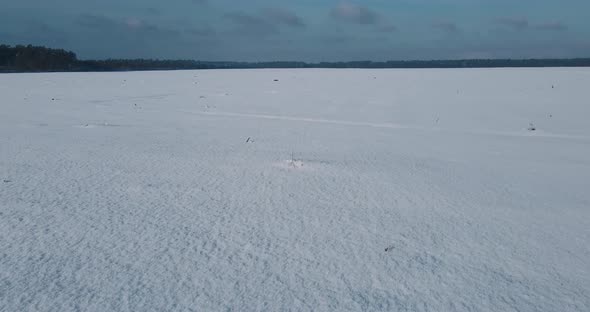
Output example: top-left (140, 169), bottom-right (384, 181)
top-left (1, 68), bottom-right (589, 311)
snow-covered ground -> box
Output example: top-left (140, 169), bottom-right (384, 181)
top-left (1, 68), bottom-right (589, 311)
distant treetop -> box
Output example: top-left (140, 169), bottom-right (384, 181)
top-left (1, 44), bottom-right (590, 73)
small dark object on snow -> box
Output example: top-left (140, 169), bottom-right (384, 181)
top-left (552, 85), bottom-right (554, 89)
top-left (246, 137), bottom-right (253, 143)
top-left (385, 246), bottom-right (394, 252)
top-left (528, 123), bottom-right (536, 131)
top-left (200, 96), bottom-right (206, 99)
top-left (51, 98), bottom-right (55, 101)
top-left (3, 179), bottom-right (11, 183)
top-left (274, 79), bottom-right (279, 82)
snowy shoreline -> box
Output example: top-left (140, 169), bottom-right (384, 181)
top-left (1, 68), bottom-right (589, 311)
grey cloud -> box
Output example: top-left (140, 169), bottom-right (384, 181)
top-left (376, 25), bottom-right (397, 33)
top-left (186, 26), bottom-right (216, 37)
top-left (262, 8), bottom-right (305, 28)
top-left (495, 17), bottom-right (529, 30)
top-left (0, 21), bottom-right (69, 46)
top-left (74, 13), bottom-right (182, 58)
top-left (144, 8), bottom-right (162, 16)
top-left (432, 22), bottom-right (459, 33)
top-left (76, 14), bottom-right (179, 37)
top-left (318, 34), bottom-right (352, 45)
top-left (494, 17), bottom-right (568, 32)
top-left (71, 14), bottom-right (200, 59)
top-left (331, 2), bottom-right (379, 25)
top-left (225, 8), bottom-right (306, 37)
top-left (76, 14), bottom-right (115, 29)
top-left (535, 22), bottom-right (567, 31)
top-left (224, 12), bottom-right (278, 37)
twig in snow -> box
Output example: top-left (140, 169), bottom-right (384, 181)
top-left (528, 123), bottom-right (536, 131)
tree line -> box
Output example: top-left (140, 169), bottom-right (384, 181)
top-left (2, 44), bottom-right (590, 73)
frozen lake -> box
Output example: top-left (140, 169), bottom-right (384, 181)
top-left (1, 68), bottom-right (589, 311)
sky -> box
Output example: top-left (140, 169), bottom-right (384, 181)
top-left (1, 0), bottom-right (589, 61)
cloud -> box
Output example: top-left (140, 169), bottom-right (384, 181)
top-left (432, 22), bottom-right (459, 33)
top-left (186, 26), bottom-right (216, 37)
top-left (224, 12), bottom-right (278, 37)
top-left (72, 14), bottom-right (208, 59)
top-left (262, 8), bottom-right (305, 28)
top-left (125, 18), bottom-right (143, 29)
top-left (494, 17), bottom-right (568, 32)
top-left (0, 21), bottom-right (69, 46)
top-left (318, 34), bottom-right (352, 45)
top-left (494, 17), bottom-right (529, 30)
top-left (76, 14), bottom-right (114, 29)
top-left (144, 8), bottom-right (162, 16)
top-left (331, 2), bottom-right (379, 25)
top-left (76, 14), bottom-right (179, 37)
top-left (535, 22), bottom-right (568, 31)
top-left (330, 2), bottom-right (396, 33)
top-left (224, 8), bottom-right (306, 37)
top-left (376, 25), bottom-right (397, 33)
top-left (74, 13), bottom-right (182, 57)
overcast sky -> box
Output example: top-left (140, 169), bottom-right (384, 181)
top-left (1, 0), bottom-right (589, 61)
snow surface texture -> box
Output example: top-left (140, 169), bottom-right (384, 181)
top-left (1, 68), bottom-right (589, 311)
